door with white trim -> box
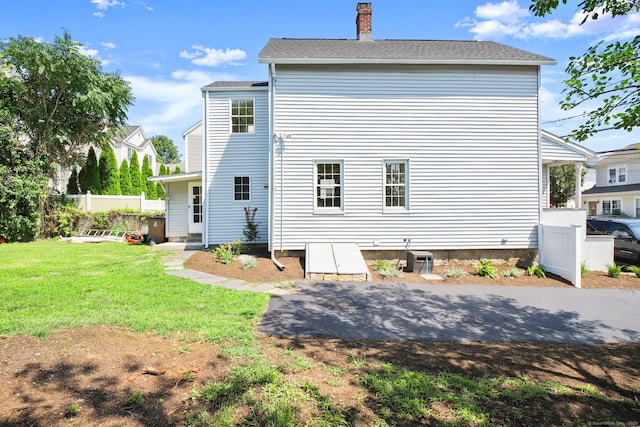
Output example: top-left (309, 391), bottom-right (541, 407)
top-left (188, 183), bottom-right (203, 234)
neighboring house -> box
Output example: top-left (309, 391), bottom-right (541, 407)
top-left (57, 125), bottom-right (160, 193)
top-left (582, 143), bottom-right (640, 216)
top-left (151, 3), bottom-right (595, 267)
top-left (109, 125), bottom-right (159, 175)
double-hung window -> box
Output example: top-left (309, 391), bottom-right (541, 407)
top-left (602, 200), bottom-right (621, 215)
top-left (384, 161), bottom-right (408, 209)
top-left (608, 166), bottom-right (626, 184)
top-left (234, 176), bottom-right (250, 201)
top-left (231, 99), bottom-right (254, 134)
top-left (315, 162), bottom-right (342, 210)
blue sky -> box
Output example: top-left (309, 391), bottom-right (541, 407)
top-left (1, 0), bottom-right (639, 157)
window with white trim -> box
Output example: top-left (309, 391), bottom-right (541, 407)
top-left (384, 161), bottom-right (408, 208)
top-left (315, 162), bottom-right (342, 209)
top-left (234, 176), bottom-right (250, 201)
top-left (602, 200), bottom-right (621, 215)
top-left (608, 166), bottom-right (626, 184)
top-left (231, 99), bottom-right (254, 133)
top-left (635, 199), bottom-right (640, 217)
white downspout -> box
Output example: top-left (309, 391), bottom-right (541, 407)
top-left (269, 63), bottom-right (285, 270)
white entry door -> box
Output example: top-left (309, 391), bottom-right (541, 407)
top-left (188, 183), bottom-right (203, 234)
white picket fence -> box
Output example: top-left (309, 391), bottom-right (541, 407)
top-left (66, 191), bottom-right (165, 213)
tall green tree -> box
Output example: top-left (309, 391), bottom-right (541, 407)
top-left (0, 30), bottom-right (133, 238)
top-left (0, 30), bottom-right (133, 176)
top-left (150, 135), bottom-right (181, 164)
top-left (141, 154), bottom-right (157, 199)
top-left (0, 109), bottom-right (47, 241)
top-left (549, 163), bottom-right (586, 207)
top-left (129, 151), bottom-right (143, 196)
top-left (530, 0), bottom-right (640, 141)
top-left (99, 147), bottom-right (121, 195)
top-left (66, 169), bottom-right (80, 194)
top-left (119, 159), bottom-right (133, 196)
top-left (79, 147), bottom-right (101, 194)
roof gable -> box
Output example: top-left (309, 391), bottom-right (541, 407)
top-left (258, 39), bottom-right (555, 66)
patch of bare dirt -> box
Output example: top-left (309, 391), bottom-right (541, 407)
top-left (1, 327), bottom-right (638, 426)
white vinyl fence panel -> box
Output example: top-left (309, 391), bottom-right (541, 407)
top-left (66, 192), bottom-right (165, 213)
top-left (539, 224), bottom-right (582, 288)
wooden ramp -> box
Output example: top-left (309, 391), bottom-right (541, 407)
top-left (305, 243), bottom-right (371, 282)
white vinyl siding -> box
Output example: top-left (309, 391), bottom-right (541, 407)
top-left (270, 64), bottom-right (541, 251)
top-left (184, 122), bottom-right (203, 173)
top-left (204, 89), bottom-right (268, 245)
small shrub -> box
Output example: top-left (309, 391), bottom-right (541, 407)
top-left (606, 263), bottom-right (622, 278)
top-left (627, 265), bottom-right (640, 278)
top-left (243, 206), bottom-right (260, 243)
top-left (182, 370), bottom-right (196, 382)
top-left (231, 238), bottom-right (245, 255)
top-left (526, 264), bottom-right (546, 278)
top-left (213, 243), bottom-right (234, 264)
top-left (125, 391), bottom-right (144, 406)
top-left (581, 262), bottom-right (589, 278)
top-left (501, 268), bottom-right (522, 278)
top-left (241, 256), bottom-right (257, 270)
top-left (374, 259), bottom-right (402, 278)
top-left (475, 260), bottom-right (498, 279)
top-left (442, 268), bottom-right (465, 278)
top-left (65, 403), bottom-right (79, 418)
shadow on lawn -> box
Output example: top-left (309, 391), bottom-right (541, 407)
top-left (11, 361), bottom-right (179, 427)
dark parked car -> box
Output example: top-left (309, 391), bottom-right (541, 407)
top-left (587, 216), bottom-right (640, 264)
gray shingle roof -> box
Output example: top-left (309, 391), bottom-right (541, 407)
top-left (594, 145), bottom-right (640, 165)
top-left (583, 183), bottom-right (640, 196)
top-left (113, 125), bottom-right (140, 143)
top-left (203, 81), bottom-right (268, 89)
top-left (258, 39), bottom-right (555, 65)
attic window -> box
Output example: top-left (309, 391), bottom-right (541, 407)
top-left (231, 99), bottom-right (254, 134)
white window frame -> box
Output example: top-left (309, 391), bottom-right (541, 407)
top-left (635, 198), bottom-right (640, 217)
top-left (383, 160), bottom-right (409, 210)
top-left (314, 161), bottom-right (343, 213)
top-left (230, 98), bottom-right (255, 134)
top-left (233, 176), bottom-right (251, 201)
top-left (602, 199), bottom-right (622, 215)
top-left (608, 165), bottom-right (627, 184)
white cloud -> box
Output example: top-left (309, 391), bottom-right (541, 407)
top-left (99, 42), bottom-right (116, 49)
top-left (179, 45), bottom-right (246, 67)
top-left (90, 0), bottom-right (123, 17)
top-left (458, 1), bottom-right (640, 41)
top-left (475, 0), bottom-right (529, 24)
top-left (123, 69), bottom-right (239, 146)
top-left (77, 45), bottom-right (99, 58)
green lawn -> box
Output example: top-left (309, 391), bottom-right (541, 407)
top-left (0, 240), bottom-right (269, 340)
top-left (1, 240), bottom-right (636, 426)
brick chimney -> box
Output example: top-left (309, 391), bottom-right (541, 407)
top-left (356, 3), bottom-right (372, 41)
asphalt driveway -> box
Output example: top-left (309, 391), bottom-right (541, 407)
top-left (260, 282), bottom-right (640, 343)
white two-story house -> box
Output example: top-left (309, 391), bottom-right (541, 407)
top-left (152, 3), bottom-right (596, 275)
top-left (582, 143), bottom-right (640, 216)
